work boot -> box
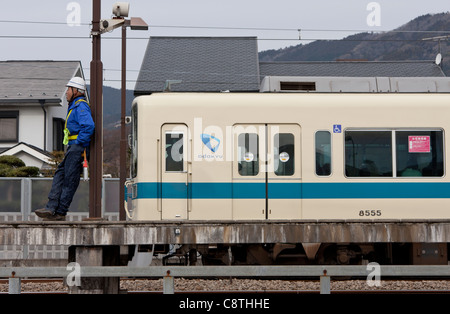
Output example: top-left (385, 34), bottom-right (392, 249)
top-left (35, 208), bottom-right (54, 219)
top-left (43, 214), bottom-right (66, 221)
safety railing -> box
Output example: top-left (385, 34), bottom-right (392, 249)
top-left (0, 178), bottom-right (120, 261)
top-left (0, 177), bottom-right (121, 218)
top-left (2, 265), bottom-right (450, 294)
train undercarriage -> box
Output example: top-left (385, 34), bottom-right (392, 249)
top-left (133, 242), bottom-right (449, 266)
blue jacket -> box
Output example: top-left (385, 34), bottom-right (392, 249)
top-left (66, 96), bottom-right (95, 147)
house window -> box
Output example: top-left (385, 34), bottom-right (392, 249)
top-left (0, 111), bottom-right (19, 142)
top-left (53, 118), bottom-right (65, 151)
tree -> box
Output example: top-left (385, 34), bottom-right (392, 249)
top-left (41, 151), bottom-right (65, 177)
top-left (0, 155), bottom-right (40, 177)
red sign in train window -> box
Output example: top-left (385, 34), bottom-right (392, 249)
top-left (408, 136), bottom-right (430, 153)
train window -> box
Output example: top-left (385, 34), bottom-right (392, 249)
top-left (274, 133), bottom-right (294, 176)
top-left (345, 131), bottom-right (392, 177)
top-left (238, 133), bottom-right (259, 176)
top-left (315, 131), bottom-right (331, 176)
top-left (396, 130), bottom-right (444, 177)
top-left (165, 132), bottom-right (184, 172)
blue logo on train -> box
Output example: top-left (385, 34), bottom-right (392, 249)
top-left (201, 134), bottom-right (221, 153)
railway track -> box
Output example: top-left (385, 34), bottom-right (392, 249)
top-left (1, 278), bottom-right (449, 294)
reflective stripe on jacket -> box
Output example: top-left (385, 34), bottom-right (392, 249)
top-left (65, 97), bottom-right (95, 147)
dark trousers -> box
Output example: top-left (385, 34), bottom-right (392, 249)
top-left (46, 144), bottom-right (88, 215)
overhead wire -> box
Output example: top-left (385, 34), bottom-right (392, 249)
top-left (0, 18), bottom-right (449, 41)
top-left (0, 34), bottom-right (449, 43)
top-left (1, 18), bottom-right (450, 33)
top-left (0, 18), bottom-right (448, 86)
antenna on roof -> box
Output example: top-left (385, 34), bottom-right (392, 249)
top-left (422, 35), bottom-right (448, 70)
top-left (164, 80), bottom-right (182, 92)
top-left (435, 53), bottom-right (442, 66)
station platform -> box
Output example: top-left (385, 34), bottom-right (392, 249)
top-left (1, 219), bottom-right (449, 246)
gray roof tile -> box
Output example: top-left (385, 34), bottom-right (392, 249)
top-left (259, 61), bottom-right (446, 78)
top-left (135, 37), bottom-right (446, 94)
top-left (0, 61), bottom-right (82, 104)
top-left (134, 37), bottom-right (260, 94)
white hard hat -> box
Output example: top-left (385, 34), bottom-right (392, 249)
top-left (66, 77), bottom-right (86, 91)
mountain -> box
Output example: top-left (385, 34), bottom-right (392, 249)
top-left (259, 13), bottom-right (450, 75)
top-left (86, 85), bottom-right (134, 177)
top-left (89, 85), bottom-right (135, 130)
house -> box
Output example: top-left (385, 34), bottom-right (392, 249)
top-left (0, 60), bottom-right (86, 170)
top-left (259, 60), bottom-right (450, 92)
top-left (135, 36), bottom-right (450, 94)
top-left (259, 60), bottom-right (446, 78)
top-left (134, 37), bottom-right (260, 94)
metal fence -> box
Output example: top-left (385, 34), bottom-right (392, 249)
top-left (2, 265), bottom-right (450, 294)
top-left (0, 178), bottom-right (120, 261)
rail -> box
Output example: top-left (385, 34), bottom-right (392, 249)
top-left (2, 265), bottom-right (450, 294)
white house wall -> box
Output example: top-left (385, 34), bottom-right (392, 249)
top-left (14, 151), bottom-right (44, 169)
top-left (47, 98), bottom-right (68, 152)
top-left (19, 107), bottom-right (45, 149)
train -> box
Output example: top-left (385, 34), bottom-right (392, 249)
top-left (125, 92), bottom-right (450, 265)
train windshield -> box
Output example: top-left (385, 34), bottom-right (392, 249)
top-left (131, 105), bottom-right (138, 178)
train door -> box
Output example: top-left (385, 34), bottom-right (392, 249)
top-left (232, 124), bottom-right (266, 219)
top-left (267, 124), bottom-right (301, 219)
top-left (161, 124), bottom-right (189, 219)
top-left (232, 124), bottom-right (301, 219)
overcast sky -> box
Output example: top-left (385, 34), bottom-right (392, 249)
top-left (1, 0), bottom-right (449, 89)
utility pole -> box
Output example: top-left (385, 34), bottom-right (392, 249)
top-left (99, 4), bottom-right (147, 220)
top-left (89, 2), bottom-right (147, 220)
top-left (89, 0), bottom-right (103, 219)
top-left (120, 21), bottom-right (128, 220)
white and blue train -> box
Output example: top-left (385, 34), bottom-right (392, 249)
top-left (125, 93), bottom-right (450, 265)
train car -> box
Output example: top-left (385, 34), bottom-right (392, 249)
top-left (125, 93), bottom-right (450, 265)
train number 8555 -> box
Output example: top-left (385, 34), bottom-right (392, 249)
top-left (359, 210), bottom-right (382, 217)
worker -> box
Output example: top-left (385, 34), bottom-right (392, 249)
top-left (35, 77), bottom-right (95, 221)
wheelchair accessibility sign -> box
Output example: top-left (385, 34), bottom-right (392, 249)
top-left (333, 124), bottom-right (342, 133)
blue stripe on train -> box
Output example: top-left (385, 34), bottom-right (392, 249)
top-left (134, 182), bottom-right (450, 199)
